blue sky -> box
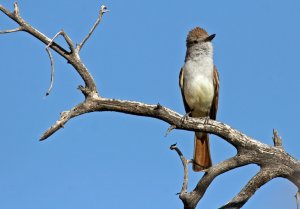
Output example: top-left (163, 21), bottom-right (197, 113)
top-left (1, 0), bottom-right (299, 208)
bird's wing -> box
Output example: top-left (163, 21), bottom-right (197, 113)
top-left (210, 65), bottom-right (219, 120)
top-left (179, 67), bottom-right (191, 113)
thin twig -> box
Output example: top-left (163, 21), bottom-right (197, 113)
top-left (170, 144), bottom-right (190, 194)
top-left (45, 46), bottom-right (54, 96)
top-left (165, 125), bottom-right (176, 137)
top-left (47, 30), bottom-right (75, 53)
top-left (0, 27), bottom-right (23, 34)
top-left (45, 30), bottom-right (75, 96)
top-left (0, 3), bottom-right (98, 95)
top-left (296, 191), bottom-right (300, 209)
top-left (77, 5), bottom-right (108, 52)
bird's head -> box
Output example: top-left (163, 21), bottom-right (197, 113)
top-left (186, 27), bottom-right (215, 47)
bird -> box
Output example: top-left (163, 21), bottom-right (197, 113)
top-left (179, 27), bottom-right (219, 172)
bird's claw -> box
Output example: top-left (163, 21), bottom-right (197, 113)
top-left (181, 111), bottom-right (191, 124)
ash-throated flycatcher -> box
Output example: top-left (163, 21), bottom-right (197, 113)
top-left (179, 27), bottom-right (219, 172)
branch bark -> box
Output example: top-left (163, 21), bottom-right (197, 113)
top-left (1, 3), bottom-right (299, 209)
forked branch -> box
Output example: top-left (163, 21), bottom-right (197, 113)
top-left (0, 2), bottom-right (106, 96)
top-left (45, 30), bottom-right (75, 95)
top-left (1, 3), bottom-right (299, 209)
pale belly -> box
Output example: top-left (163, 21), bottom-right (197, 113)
top-left (183, 75), bottom-right (214, 117)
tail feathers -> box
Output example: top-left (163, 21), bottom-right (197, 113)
top-left (193, 133), bottom-right (212, 172)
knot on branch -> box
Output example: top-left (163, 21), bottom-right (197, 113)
top-left (78, 85), bottom-right (99, 98)
top-left (154, 103), bottom-right (163, 110)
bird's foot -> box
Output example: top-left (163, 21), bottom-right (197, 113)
top-left (202, 116), bottom-right (210, 125)
top-left (181, 111), bottom-right (191, 124)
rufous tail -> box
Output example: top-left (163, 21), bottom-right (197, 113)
top-left (193, 133), bottom-right (212, 172)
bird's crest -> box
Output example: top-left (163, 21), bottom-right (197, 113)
top-left (187, 27), bottom-right (209, 43)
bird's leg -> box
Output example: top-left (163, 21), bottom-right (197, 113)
top-left (203, 116), bottom-right (210, 125)
top-left (202, 111), bottom-right (211, 125)
top-left (181, 111), bottom-right (192, 124)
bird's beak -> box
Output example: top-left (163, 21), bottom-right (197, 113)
top-left (204, 34), bottom-right (216, 42)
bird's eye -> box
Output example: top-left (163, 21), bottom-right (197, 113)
top-left (193, 40), bottom-right (198, 44)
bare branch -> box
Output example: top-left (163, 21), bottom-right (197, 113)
top-left (39, 95), bottom-right (300, 209)
top-left (0, 3), bottom-right (98, 95)
top-left (165, 125), bottom-right (176, 137)
top-left (0, 26), bottom-right (23, 34)
top-left (45, 30), bottom-right (75, 96)
top-left (178, 155), bottom-right (251, 209)
top-left (45, 46), bottom-right (55, 96)
top-left (220, 168), bottom-right (279, 209)
top-left (77, 5), bottom-right (109, 52)
top-left (170, 144), bottom-right (191, 194)
top-left (40, 102), bottom-right (90, 140)
top-left (47, 29), bottom-right (75, 53)
top-left (2, 3), bottom-right (300, 209)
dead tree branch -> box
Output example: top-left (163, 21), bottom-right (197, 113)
top-left (45, 29), bottom-right (75, 95)
top-left (0, 2), bottom-right (100, 97)
top-left (45, 42), bottom-right (55, 96)
top-left (170, 144), bottom-right (191, 194)
top-left (1, 3), bottom-right (299, 209)
top-left (0, 26), bottom-right (23, 34)
top-left (77, 5), bottom-right (109, 52)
